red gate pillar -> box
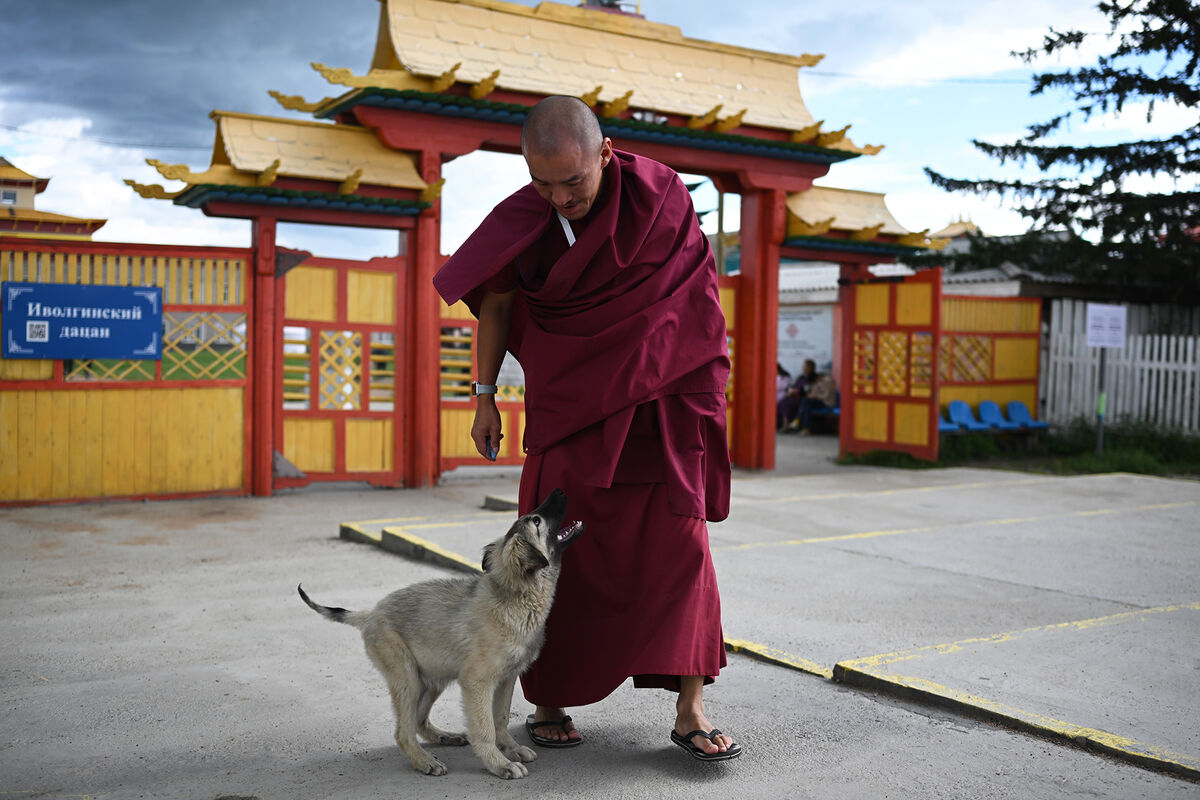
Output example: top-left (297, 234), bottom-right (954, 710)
top-left (731, 189), bottom-right (785, 470)
top-left (251, 215), bottom-right (277, 496)
top-left (406, 153), bottom-right (443, 487)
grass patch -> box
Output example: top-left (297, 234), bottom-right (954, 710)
top-left (839, 417), bottom-right (1200, 477)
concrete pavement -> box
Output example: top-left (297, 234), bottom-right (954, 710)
top-left (1, 433), bottom-right (1197, 798)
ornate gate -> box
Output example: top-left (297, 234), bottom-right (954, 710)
top-left (839, 267), bottom-right (942, 461)
top-left (274, 253), bottom-right (407, 488)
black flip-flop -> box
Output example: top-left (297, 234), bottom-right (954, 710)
top-left (670, 728), bottom-right (743, 762)
top-left (526, 714), bottom-right (584, 748)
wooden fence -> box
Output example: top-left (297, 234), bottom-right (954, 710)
top-left (1042, 299), bottom-right (1200, 432)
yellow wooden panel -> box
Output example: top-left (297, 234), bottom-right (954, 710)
top-left (0, 391), bottom-right (18, 499)
top-left (853, 398), bottom-right (888, 442)
top-left (285, 266), bottom-right (337, 322)
top-left (16, 391), bottom-right (35, 500)
top-left (855, 284), bottom-right (890, 326)
top-left (48, 391), bottom-right (70, 494)
top-left (442, 300), bottom-right (475, 322)
top-left (149, 389), bottom-right (169, 494)
top-left (893, 402), bottom-right (930, 446)
top-left (285, 418), bottom-right (334, 472)
top-left (719, 286), bottom-right (737, 332)
top-left (346, 418), bottom-right (393, 471)
top-left (33, 390), bottom-right (54, 499)
top-left (440, 407), bottom-right (479, 458)
top-left (193, 391), bottom-right (215, 492)
top-left (994, 338), bottom-right (1039, 380)
top-left (347, 270), bottom-right (396, 325)
top-left (943, 297), bottom-right (1041, 333)
top-left (0, 355), bottom-right (53, 380)
top-left (896, 283), bottom-right (931, 327)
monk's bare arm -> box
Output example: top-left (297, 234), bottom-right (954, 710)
top-left (472, 289), bottom-right (515, 460)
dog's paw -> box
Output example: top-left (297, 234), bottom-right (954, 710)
top-left (414, 755), bottom-right (448, 776)
top-left (491, 760), bottom-right (530, 780)
top-left (512, 744), bottom-right (537, 763)
top-left (438, 732), bottom-right (469, 746)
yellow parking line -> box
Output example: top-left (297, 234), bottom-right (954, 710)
top-left (715, 501), bottom-right (1197, 552)
top-left (740, 476), bottom-right (1054, 505)
top-left (839, 603), bottom-right (1200, 670)
top-left (724, 637), bottom-right (833, 679)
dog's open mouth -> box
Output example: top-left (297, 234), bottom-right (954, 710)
top-left (556, 520), bottom-right (584, 545)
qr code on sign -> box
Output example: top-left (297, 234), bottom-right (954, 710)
top-left (26, 320), bottom-right (49, 343)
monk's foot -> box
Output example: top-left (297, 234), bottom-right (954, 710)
top-left (530, 706), bottom-right (581, 744)
top-left (674, 709), bottom-right (735, 755)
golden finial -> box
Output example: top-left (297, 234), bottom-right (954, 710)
top-left (851, 223), bottom-right (884, 241)
top-left (269, 90), bottom-right (330, 113)
top-left (123, 179), bottom-right (183, 200)
top-left (432, 62), bottom-right (462, 93)
top-left (601, 89), bottom-right (633, 117)
top-left (311, 62), bottom-right (360, 87)
top-left (687, 104), bottom-right (724, 130)
top-left (581, 86), bottom-right (603, 107)
top-left (789, 121), bottom-right (823, 144)
top-left (714, 109), bottom-right (746, 134)
top-left (817, 124), bottom-right (851, 147)
top-left (338, 168), bottom-right (363, 195)
top-left (420, 178), bottom-right (446, 203)
top-left (469, 69), bottom-right (501, 100)
top-left (256, 159), bottom-right (281, 187)
top-left (146, 159), bottom-right (196, 182)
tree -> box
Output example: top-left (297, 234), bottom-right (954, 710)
top-left (916, 0), bottom-right (1199, 302)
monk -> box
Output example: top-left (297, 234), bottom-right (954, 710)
top-left (433, 95), bottom-right (740, 761)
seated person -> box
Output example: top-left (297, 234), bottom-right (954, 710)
top-left (780, 359), bottom-right (817, 430)
top-left (775, 363), bottom-right (792, 430)
top-left (794, 372), bottom-right (837, 435)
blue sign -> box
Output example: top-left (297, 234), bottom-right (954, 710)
top-left (2, 282), bottom-right (163, 360)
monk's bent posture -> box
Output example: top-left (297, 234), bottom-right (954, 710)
top-left (433, 95), bottom-right (740, 761)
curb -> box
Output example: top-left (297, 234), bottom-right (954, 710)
top-left (833, 662), bottom-right (1200, 783)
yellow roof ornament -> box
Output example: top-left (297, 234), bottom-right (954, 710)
top-left (714, 109), bottom-right (747, 134)
top-left (790, 217), bottom-right (835, 237)
top-left (256, 159), bottom-right (281, 187)
top-left (146, 158), bottom-right (199, 183)
top-left (123, 179), bottom-right (184, 200)
top-left (431, 62), bottom-right (461, 93)
top-left (420, 178), bottom-right (447, 204)
top-left (469, 69), bottom-right (502, 100)
top-left (581, 86), bottom-right (603, 107)
top-left (339, 168), bottom-right (364, 195)
top-left (897, 230), bottom-right (951, 250)
top-left (268, 90), bottom-right (335, 113)
top-left (816, 124), bottom-right (851, 147)
top-left (601, 89), bottom-right (634, 117)
top-left (790, 121), bottom-right (823, 143)
top-left (687, 104), bottom-right (723, 130)
top-left (850, 223), bottom-right (884, 241)
top-left (311, 62), bottom-right (431, 93)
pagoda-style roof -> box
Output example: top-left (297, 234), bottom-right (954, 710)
top-left (2, 207), bottom-right (107, 239)
top-left (785, 186), bottom-right (949, 254)
top-left (932, 219), bottom-right (982, 239)
top-left (127, 112), bottom-right (432, 216)
top-left (285, 0), bottom-right (881, 160)
top-left (0, 157), bottom-right (49, 193)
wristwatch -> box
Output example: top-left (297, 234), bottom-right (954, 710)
top-left (471, 381), bottom-right (498, 396)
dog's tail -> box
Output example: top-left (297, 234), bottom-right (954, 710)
top-left (297, 584), bottom-right (368, 628)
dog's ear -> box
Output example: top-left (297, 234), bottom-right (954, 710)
top-left (481, 541), bottom-right (497, 573)
top-left (524, 548), bottom-right (550, 573)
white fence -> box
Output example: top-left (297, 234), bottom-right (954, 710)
top-left (1042, 300), bottom-right (1200, 432)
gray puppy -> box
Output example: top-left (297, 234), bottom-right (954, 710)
top-left (299, 488), bottom-right (583, 779)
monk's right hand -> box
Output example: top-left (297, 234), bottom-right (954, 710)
top-left (471, 398), bottom-right (503, 461)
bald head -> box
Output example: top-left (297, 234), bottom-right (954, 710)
top-left (521, 95), bottom-right (604, 159)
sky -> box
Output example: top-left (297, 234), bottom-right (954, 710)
top-left (0, 0), bottom-right (1153, 260)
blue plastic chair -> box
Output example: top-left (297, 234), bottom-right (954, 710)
top-left (1006, 401), bottom-right (1049, 431)
top-left (947, 400), bottom-right (990, 432)
top-left (979, 400), bottom-right (1021, 431)
top-left (938, 410), bottom-right (960, 433)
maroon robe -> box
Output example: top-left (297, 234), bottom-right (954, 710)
top-left (434, 149), bottom-right (731, 704)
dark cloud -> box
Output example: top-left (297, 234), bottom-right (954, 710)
top-left (1, 0), bottom-right (381, 147)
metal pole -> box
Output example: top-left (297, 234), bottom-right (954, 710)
top-left (1095, 347), bottom-right (1106, 456)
